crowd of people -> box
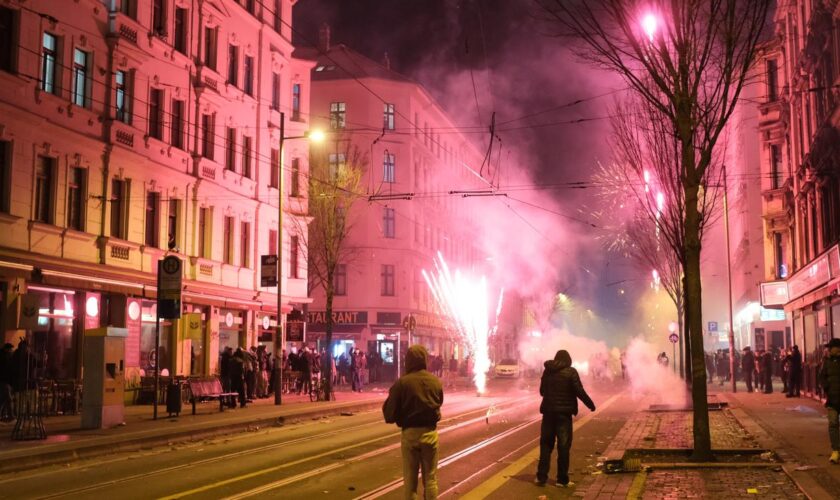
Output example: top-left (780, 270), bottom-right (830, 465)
top-left (705, 345), bottom-right (803, 396)
top-left (0, 340), bottom-right (37, 421)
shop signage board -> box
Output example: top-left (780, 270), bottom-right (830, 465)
top-left (788, 253), bottom-right (831, 301)
top-left (760, 281), bottom-right (789, 307)
top-left (307, 310), bottom-right (367, 325)
top-left (18, 293), bottom-right (39, 330)
top-left (287, 320), bottom-right (305, 342)
top-left (125, 298), bottom-right (142, 367)
top-left (260, 255), bottom-right (278, 287)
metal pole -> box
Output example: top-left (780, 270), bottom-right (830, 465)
top-left (723, 164), bottom-right (737, 393)
top-left (396, 332), bottom-right (401, 379)
top-left (672, 341), bottom-right (676, 375)
top-left (275, 112), bottom-right (285, 405)
top-left (154, 260), bottom-right (161, 419)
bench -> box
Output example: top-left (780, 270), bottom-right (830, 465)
top-left (187, 377), bottom-right (238, 415)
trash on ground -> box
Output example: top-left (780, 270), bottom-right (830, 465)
top-left (793, 465), bottom-right (818, 471)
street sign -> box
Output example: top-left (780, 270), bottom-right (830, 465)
top-left (708, 321), bottom-right (718, 332)
top-left (261, 255), bottom-right (278, 287)
top-left (158, 256), bottom-right (182, 300)
top-left (18, 294), bottom-right (39, 330)
top-left (287, 320), bottom-right (305, 342)
top-left (668, 333), bottom-right (679, 344)
top-left (157, 256), bottom-right (182, 319)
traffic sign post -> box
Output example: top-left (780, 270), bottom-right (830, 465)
top-left (669, 332), bottom-right (679, 375)
top-left (155, 256), bottom-right (182, 420)
top-left (260, 255), bottom-right (278, 287)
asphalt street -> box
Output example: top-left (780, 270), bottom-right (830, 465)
top-left (0, 378), bottom-right (625, 500)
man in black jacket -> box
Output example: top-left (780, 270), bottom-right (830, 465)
top-left (742, 347), bottom-right (756, 393)
top-left (536, 350), bottom-right (596, 488)
top-left (383, 345), bottom-right (443, 500)
top-left (820, 338), bottom-right (840, 464)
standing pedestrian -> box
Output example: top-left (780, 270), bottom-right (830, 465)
top-left (0, 343), bottom-right (13, 421)
top-left (382, 345), bottom-right (443, 500)
top-left (787, 345), bottom-right (802, 397)
top-left (229, 348), bottom-right (247, 408)
top-left (536, 350), bottom-right (596, 488)
top-left (352, 348), bottom-right (364, 392)
top-left (742, 347), bottom-right (756, 393)
top-left (819, 338), bottom-right (840, 464)
top-left (220, 347), bottom-right (234, 407)
top-left (298, 346), bottom-right (312, 395)
top-left (762, 350), bottom-right (773, 394)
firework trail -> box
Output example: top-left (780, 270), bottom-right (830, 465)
top-left (422, 252), bottom-right (501, 395)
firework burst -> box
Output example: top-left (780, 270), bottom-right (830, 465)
top-left (422, 252), bottom-right (502, 395)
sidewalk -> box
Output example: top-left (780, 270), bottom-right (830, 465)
top-left (0, 385), bottom-right (390, 474)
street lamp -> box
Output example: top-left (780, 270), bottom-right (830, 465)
top-left (275, 111), bottom-right (324, 405)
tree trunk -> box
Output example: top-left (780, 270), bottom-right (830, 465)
top-left (323, 282), bottom-right (334, 402)
top-left (684, 180), bottom-right (712, 459)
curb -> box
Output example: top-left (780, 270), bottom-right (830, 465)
top-left (0, 397), bottom-right (384, 475)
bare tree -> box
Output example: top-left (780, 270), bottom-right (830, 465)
top-left (537, 0), bottom-right (769, 458)
top-left (301, 142), bottom-right (366, 401)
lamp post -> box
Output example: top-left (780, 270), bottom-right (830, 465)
top-left (722, 164), bottom-right (737, 393)
top-left (274, 112), bottom-right (323, 405)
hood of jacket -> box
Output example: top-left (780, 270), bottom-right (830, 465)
top-left (544, 350), bottom-right (572, 372)
top-left (405, 345), bottom-right (428, 373)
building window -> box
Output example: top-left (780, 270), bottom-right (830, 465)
top-left (198, 207), bottom-right (210, 258)
top-left (0, 140), bottom-right (11, 213)
top-left (770, 144), bottom-right (783, 189)
top-left (111, 178), bottom-right (129, 239)
top-left (72, 49), bottom-right (90, 107)
top-left (67, 167), bottom-right (85, 231)
top-left (41, 33), bottom-right (58, 94)
top-left (328, 153), bottom-right (345, 179)
top-left (115, 70), bottom-right (131, 124)
top-left (119, 0), bottom-right (136, 19)
top-left (273, 0), bottom-right (282, 33)
top-left (167, 199), bottom-right (180, 250)
top-left (201, 113), bottom-right (214, 160)
top-left (381, 264), bottom-right (395, 296)
top-left (767, 59), bottom-right (778, 103)
top-left (227, 44), bottom-right (238, 86)
top-left (268, 229), bottom-right (277, 256)
top-left (145, 191), bottom-right (160, 247)
top-left (384, 103), bottom-right (395, 130)
top-left (271, 72), bottom-right (281, 110)
top-left (0, 7), bottom-right (14, 73)
top-left (171, 99), bottom-right (184, 149)
top-left (226, 127), bottom-right (236, 172)
top-left (244, 0), bottom-right (256, 15)
top-left (152, 0), bottom-right (166, 37)
top-left (383, 152), bottom-right (395, 183)
top-left (223, 216), bottom-right (234, 264)
top-left (383, 207), bottom-right (395, 238)
top-left (270, 149), bottom-right (279, 188)
top-left (292, 83), bottom-right (301, 120)
top-left (243, 55), bottom-right (254, 96)
top-left (149, 88), bottom-right (163, 140)
top-left (34, 156), bottom-right (55, 224)
top-left (334, 263), bottom-right (347, 296)
top-left (203, 26), bottom-right (217, 70)
top-left (240, 221), bottom-right (250, 268)
top-left (290, 234), bottom-right (299, 278)
top-left (774, 232), bottom-right (787, 278)
top-left (330, 102), bottom-right (345, 129)
top-left (290, 158), bottom-right (300, 197)
top-left (242, 136), bottom-right (252, 178)
top-left (174, 8), bottom-right (187, 54)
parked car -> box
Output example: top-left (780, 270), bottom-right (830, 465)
top-left (494, 358), bottom-right (520, 378)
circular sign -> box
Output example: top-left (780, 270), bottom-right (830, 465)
top-left (262, 315), bottom-right (271, 330)
top-left (85, 296), bottom-right (100, 317)
top-left (225, 312), bottom-right (234, 328)
top-left (162, 255), bottom-right (181, 274)
top-left (128, 300), bottom-right (141, 321)
top-left (668, 333), bottom-right (679, 344)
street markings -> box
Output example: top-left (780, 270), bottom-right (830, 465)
top-left (458, 391), bottom-right (624, 499)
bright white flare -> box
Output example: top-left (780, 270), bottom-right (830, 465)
top-left (423, 252), bottom-right (501, 395)
top-left (642, 13), bottom-right (658, 41)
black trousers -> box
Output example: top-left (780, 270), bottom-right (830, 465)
top-left (232, 378), bottom-right (246, 407)
top-left (744, 370), bottom-right (753, 392)
top-left (537, 412), bottom-right (573, 485)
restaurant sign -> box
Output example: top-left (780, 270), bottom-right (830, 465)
top-left (307, 310), bottom-right (368, 325)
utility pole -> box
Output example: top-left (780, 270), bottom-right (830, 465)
top-left (275, 112), bottom-right (286, 405)
top-left (723, 164), bottom-right (737, 393)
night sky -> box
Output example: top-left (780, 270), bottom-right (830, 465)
top-left (293, 0), bottom-right (644, 340)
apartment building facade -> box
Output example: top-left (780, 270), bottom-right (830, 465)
top-left (0, 0), bottom-right (313, 388)
top-left (300, 30), bottom-right (486, 379)
top-left (759, 0), bottom-right (840, 395)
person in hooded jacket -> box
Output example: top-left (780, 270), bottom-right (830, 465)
top-left (536, 350), bottom-right (596, 488)
top-left (819, 338), bottom-right (840, 464)
top-left (383, 345), bottom-right (443, 500)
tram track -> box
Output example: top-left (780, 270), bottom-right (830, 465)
top-left (25, 394), bottom-right (533, 500)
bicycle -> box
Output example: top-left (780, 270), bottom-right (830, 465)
top-left (309, 375), bottom-right (335, 402)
